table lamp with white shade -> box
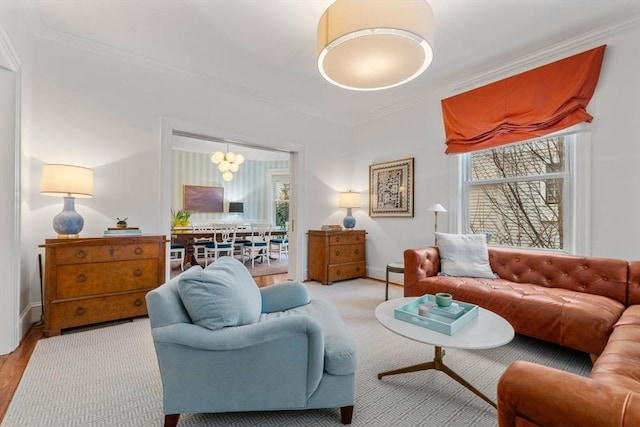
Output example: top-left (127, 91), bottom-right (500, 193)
top-left (40, 164), bottom-right (94, 238)
top-left (338, 191), bottom-right (361, 229)
top-left (427, 203), bottom-right (447, 233)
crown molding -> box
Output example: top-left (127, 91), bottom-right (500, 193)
top-left (352, 15), bottom-right (640, 127)
top-left (449, 14), bottom-right (640, 94)
top-left (24, 4), bottom-right (351, 127)
top-left (19, 0), bottom-right (639, 129)
top-left (0, 25), bottom-right (20, 70)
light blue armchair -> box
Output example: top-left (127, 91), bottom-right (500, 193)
top-left (146, 257), bottom-right (357, 426)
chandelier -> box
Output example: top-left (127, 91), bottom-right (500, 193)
top-left (211, 146), bottom-right (245, 182)
top-left (317, 0), bottom-right (434, 91)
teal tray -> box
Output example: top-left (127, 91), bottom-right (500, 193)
top-left (394, 295), bottom-right (479, 335)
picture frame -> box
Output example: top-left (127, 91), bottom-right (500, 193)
top-left (369, 157), bottom-right (414, 217)
top-left (183, 185), bottom-right (224, 213)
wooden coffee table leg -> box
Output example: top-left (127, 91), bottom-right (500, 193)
top-left (377, 346), bottom-right (496, 408)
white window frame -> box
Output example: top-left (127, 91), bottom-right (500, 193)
top-left (451, 125), bottom-right (591, 255)
top-left (269, 169), bottom-right (289, 230)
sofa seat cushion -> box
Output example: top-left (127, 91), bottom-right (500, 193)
top-left (416, 275), bottom-right (625, 354)
top-left (590, 305), bottom-right (640, 392)
top-left (261, 299), bottom-right (357, 376)
top-left (178, 256), bottom-right (262, 330)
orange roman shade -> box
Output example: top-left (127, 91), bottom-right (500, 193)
top-left (441, 45), bottom-right (606, 154)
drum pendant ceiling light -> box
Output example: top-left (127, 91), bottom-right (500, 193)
top-left (317, 0), bottom-right (434, 91)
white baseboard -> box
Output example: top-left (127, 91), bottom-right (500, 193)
top-left (19, 302), bottom-right (42, 340)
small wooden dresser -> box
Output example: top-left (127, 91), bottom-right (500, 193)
top-left (307, 230), bottom-right (366, 285)
top-left (40, 235), bottom-right (166, 337)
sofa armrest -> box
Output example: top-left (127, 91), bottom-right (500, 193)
top-left (498, 361), bottom-right (640, 427)
top-left (403, 247), bottom-right (440, 293)
top-left (260, 281), bottom-right (310, 313)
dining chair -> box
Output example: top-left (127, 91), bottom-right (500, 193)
top-left (169, 243), bottom-right (185, 271)
top-left (204, 223), bottom-right (237, 266)
top-left (269, 228), bottom-right (289, 260)
top-left (242, 223), bottom-right (272, 267)
top-left (191, 223), bottom-right (215, 261)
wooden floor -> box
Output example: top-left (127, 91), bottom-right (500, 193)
top-left (0, 272), bottom-right (288, 424)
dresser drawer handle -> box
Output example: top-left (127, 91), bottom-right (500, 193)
top-left (76, 274), bottom-right (87, 283)
top-left (335, 237), bottom-right (341, 242)
top-left (354, 249), bottom-right (359, 255)
top-left (133, 268), bottom-right (143, 277)
top-left (334, 250), bottom-right (341, 257)
top-left (76, 250), bottom-right (87, 259)
top-left (75, 307), bottom-right (86, 316)
top-left (134, 298), bottom-right (143, 307)
top-left (336, 269), bottom-right (341, 276)
top-left (135, 247), bottom-right (143, 255)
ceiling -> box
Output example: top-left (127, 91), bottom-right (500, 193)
top-left (28, 0), bottom-right (640, 126)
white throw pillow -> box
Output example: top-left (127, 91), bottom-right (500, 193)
top-left (435, 232), bottom-right (497, 279)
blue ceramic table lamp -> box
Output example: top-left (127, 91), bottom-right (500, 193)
top-left (338, 191), bottom-right (361, 229)
top-left (40, 164), bottom-right (94, 238)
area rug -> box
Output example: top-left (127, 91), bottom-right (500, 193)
top-left (2, 280), bottom-right (591, 427)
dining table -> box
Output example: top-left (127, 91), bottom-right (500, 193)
top-left (171, 226), bottom-right (287, 268)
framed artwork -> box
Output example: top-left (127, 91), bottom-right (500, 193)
top-left (369, 157), bottom-right (414, 217)
top-left (183, 185), bottom-right (224, 213)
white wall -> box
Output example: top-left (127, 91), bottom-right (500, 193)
top-left (2, 3), bottom-right (639, 343)
top-left (354, 23), bottom-right (640, 281)
top-left (16, 34), bottom-right (353, 328)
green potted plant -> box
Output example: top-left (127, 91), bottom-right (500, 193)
top-left (171, 209), bottom-right (192, 227)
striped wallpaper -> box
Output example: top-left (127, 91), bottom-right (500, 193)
top-left (172, 150), bottom-right (289, 225)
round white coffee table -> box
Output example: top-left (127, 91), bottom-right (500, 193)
top-left (375, 297), bottom-right (515, 408)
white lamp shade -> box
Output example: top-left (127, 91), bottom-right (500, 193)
top-left (427, 203), bottom-right (447, 212)
top-left (338, 191), bottom-right (362, 208)
top-left (317, 0), bottom-right (434, 91)
top-left (40, 164), bottom-right (94, 198)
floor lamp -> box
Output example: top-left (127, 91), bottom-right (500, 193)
top-left (427, 203), bottom-right (447, 233)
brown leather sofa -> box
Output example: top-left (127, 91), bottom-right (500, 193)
top-left (404, 248), bottom-right (640, 426)
top-left (498, 261), bottom-right (640, 426)
top-left (404, 246), bottom-right (628, 355)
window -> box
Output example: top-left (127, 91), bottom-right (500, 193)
top-left (271, 171), bottom-right (289, 230)
top-left (463, 136), bottom-right (572, 250)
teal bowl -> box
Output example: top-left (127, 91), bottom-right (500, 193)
top-left (435, 292), bottom-right (453, 307)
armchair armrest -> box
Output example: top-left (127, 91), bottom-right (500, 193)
top-left (260, 281), bottom-right (310, 313)
top-left (152, 314), bottom-right (321, 352)
top-left (498, 361), bottom-right (640, 427)
top-left (152, 314), bottom-right (326, 402)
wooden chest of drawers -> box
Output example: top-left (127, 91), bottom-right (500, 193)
top-left (40, 235), bottom-right (166, 337)
top-left (307, 230), bottom-right (366, 285)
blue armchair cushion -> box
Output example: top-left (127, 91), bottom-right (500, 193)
top-left (178, 256), bottom-right (261, 330)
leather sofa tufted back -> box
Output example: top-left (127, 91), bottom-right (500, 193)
top-left (488, 247), bottom-right (628, 305)
top-left (404, 246), bottom-right (630, 305)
